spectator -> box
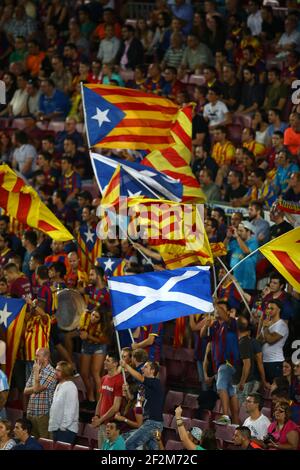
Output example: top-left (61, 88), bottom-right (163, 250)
top-left (25, 40), bottom-right (45, 77)
top-left (37, 78), bottom-right (70, 121)
top-left (5, 5), bottom-right (36, 42)
top-left (264, 400), bottom-right (299, 450)
top-left (59, 156), bottom-right (81, 203)
top-left (203, 87), bottom-right (231, 130)
top-left (275, 14), bottom-right (300, 61)
top-left (50, 55), bottom-right (73, 95)
top-left (221, 63), bottom-right (241, 111)
top-left (199, 168), bottom-right (221, 202)
top-left (0, 419), bottom-right (16, 450)
top-left (263, 68), bottom-right (288, 113)
top-left (143, 63), bottom-right (165, 95)
top-left (24, 348), bottom-right (57, 439)
top-left (252, 110), bottom-right (269, 147)
top-left (192, 145), bottom-right (218, 179)
top-left (224, 170), bottom-right (248, 204)
top-left (269, 204), bottom-right (293, 239)
top-left (180, 34), bottom-right (213, 74)
top-left (91, 353), bottom-right (124, 450)
top-left (97, 24), bottom-right (120, 65)
top-left (101, 421), bottom-right (126, 450)
top-left (283, 171), bottom-right (300, 202)
top-left (113, 382), bottom-right (143, 440)
top-left (257, 300), bottom-right (289, 385)
top-left (161, 32), bottom-right (185, 69)
top-left (243, 393), bottom-right (271, 440)
top-left (262, 272), bottom-right (293, 323)
top-left (211, 126), bottom-right (235, 186)
top-left (246, 0), bottom-right (262, 37)
top-left (48, 361), bottom-right (79, 445)
top-left (171, 0), bottom-right (194, 36)
top-left (121, 360), bottom-right (164, 451)
top-left (161, 66), bottom-right (184, 100)
top-left (175, 405), bottom-right (217, 450)
top-left (0, 369), bottom-right (9, 420)
top-left (0, 73), bottom-right (28, 118)
top-left (284, 112), bottom-right (300, 156)
top-left (55, 118), bottom-right (84, 153)
top-left (4, 262), bottom-right (32, 298)
top-left (237, 66), bottom-right (264, 115)
top-left (242, 127), bottom-right (265, 158)
top-left (233, 425), bottom-right (257, 450)
top-left (131, 322), bottom-right (163, 363)
top-left (12, 418), bottom-right (43, 450)
top-left (260, 5), bottom-right (284, 42)
top-left (266, 109), bottom-right (288, 144)
top-left (117, 25), bottom-right (144, 71)
top-left (273, 150), bottom-right (299, 195)
top-left (248, 200), bottom-right (270, 244)
top-left (205, 14), bottom-right (226, 55)
top-left (21, 231), bottom-right (37, 278)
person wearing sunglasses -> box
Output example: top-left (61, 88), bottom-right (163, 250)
top-left (263, 400), bottom-right (299, 450)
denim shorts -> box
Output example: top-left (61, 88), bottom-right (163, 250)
top-left (81, 341), bottom-right (107, 355)
top-left (216, 363), bottom-right (236, 398)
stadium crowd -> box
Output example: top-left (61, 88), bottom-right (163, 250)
top-left (0, 0), bottom-right (300, 452)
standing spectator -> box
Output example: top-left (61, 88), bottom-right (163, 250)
top-left (24, 348), bottom-right (57, 439)
top-left (97, 24), bottom-right (120, 65)
top-left (203, 87), bottom-right (231, 130)
top-left (11, 130), bottom-right (37, 177)
top-left (21, 231), bottom-right (37, 278)
top-left (132, 323), bottom-right (163, 363)
top-left (101, 421), bottom-right (126, 450)
top-left (4, 263), bottom-right (32, 298)
top-left (117, 25), bottom-right (144, 71)
top-left (246, 0), bottom-right (262, 37)
top-left (257, 300), bottom-right (289, 385)
top-left (171, 0), bottom-right (193, 35)
top-left (243, 393), bottom-right (271, 440)
top-left (262, 272), bottom-right (293, 323)
top-left (248, 200), bottom-right (270, 244)
top-left (91, 354), bottom-right (124, 449)
top-left (221, 64), bottom-right (241, 112)
top-left (48, 361), bottom-right (79, 445)
top-left (200, 301), bottom-right (240, 425)
top-left (121, 360), bottom-right (164, 450)
top-left (0, 419), bottom-right (16, 450)
top-left (12, 419), bottom-right (43, 451)
top-left (25, 40), bottom-right (45, 77)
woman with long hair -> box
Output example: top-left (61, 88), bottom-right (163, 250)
top-left (264, 400), bottom-right (300, 450)
top-left (114, 382), bottom-right (143, 441)
top-left (79, 306), bottom-right (113, 408)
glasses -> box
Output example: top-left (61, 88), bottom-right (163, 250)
top-left (276, 409), bottom-right (285, 414)
top-left (245, 399), bottom-right (255, 403)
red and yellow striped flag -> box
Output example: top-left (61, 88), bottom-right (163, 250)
top-left (259, 227), bottom-right (300, 292)
top-left (0, 165), bottom-right (73, 241)
top-left (141, 106), bottom-right (205, 203)
top-left (82, 84), bottom-right (180, 150)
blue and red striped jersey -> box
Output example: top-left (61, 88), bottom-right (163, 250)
top-left (210, 318), bottom-right (240, 373)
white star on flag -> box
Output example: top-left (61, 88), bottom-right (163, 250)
top-left (127, 189), bottom-right (142, 197)
top-left (0, 303), bottom-right (13, 328)
top-left (104, 258), bottom-right (115, 273)
top-left (92, 107), bottom-right (111, 128)
top-left (84, 228), bottom-right (95, 243)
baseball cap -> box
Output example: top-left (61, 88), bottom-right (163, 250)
top-left (240, 221), bottom-right (255, 234)
top-left (190, 427), bottom-right (202, 442)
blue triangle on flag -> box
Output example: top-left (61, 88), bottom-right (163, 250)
top-left (83, 87), bottom-right (125, 146)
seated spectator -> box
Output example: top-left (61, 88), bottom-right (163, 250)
top-left (243, 393), bottom-right (271, 440)
top-left (239, 169), bottom-right (275, 208)
top-left (242, 127), bottom-right (265, 158)
top-left (224, 170), bottom-right (248, 203)
top-left (237, 66), bottom-right (264, 115)
top-left (248, 200), bottom-right (270, 244)
top-left (25, 40), bottom-right (45, 77)
top-left (113, 382), bottom-right (143, 440)
top-left (143, 63), bottom-right (165, 95)
top-left (192, 108), bottom-right (210, 148)
top-left (12, 130), bottom-right (37, 177)
top-left (101, 421), bottom-right (126, 450)
top-left (5, 4), bottom-right (37, 42)
top-left (77, 6), bottom-right (96, 39)
top-left (266, 131), bottom-right (285, 171)
top-left (266, 109), bottom-right (288, 145)
top-left (9, 36), bottom-right (27, 65)
top-left (260, 5), bottom-right (284, 42)
top-left (116, 25), bottom-right (144, 71)
top-left (284, 112), bottom-right (300, 156)
top-left (237, 45), bottom-right (265, 84)
top-left (180, 34), bottom-right (214, 74)
top-left (97, 24), bottom-right (120, 65)
top-left (246, 0), bottom-right (262, 37)
top-left (101, 64), bottom-right (125, 87)
top-left (148, 12), bottom-right (172, 61)
top-left (290, 363), bottom-right (300, 425)
top-left (67, 19), bottom-right (89, 58)
top-left (264, 400), bottom-right (299, 450)
top-left (92, 8), bottom-right (122, 42)
top-left (233, 426), bottom-right (259, 450)
top-left (0, 419), bottom-right (16, 450)
top-left (263, 68), bottom-right (289, 113)
top-left (59, 156), bottom-right (81, 204)
top-left (211, 126), bottom-right (235, 186)
top-left (193, 85), bottom-right (208, 114)
top-left (12, 418), bottom-right (43, 450)
top-left (203, 66), bottom-right (221, 89)
top-left (50, 55), bottom-right (73, 95)
top-left (22, 78), bottom-right (41, 117)
top-left (88, 59), bottom-right (102, 84)
top-left (274, 149), bottom-right (299, 195)
top-left (161, 32), bottom-right (185, 70)
top-left (37, 78), bottom-right (70, 122)
top-left (191, 145), bottom-right (218, 180)
top-left (251, 110), bottom-right (269, 147)
top-left (275, 13), bottom-right (300, 61)
top-left (135, 18), bottom-right (154, 60)
top-left (0, 73), bottom-right (28, 118)
top-left (205, 14), bottom-right (226, 55)
top-left (282, 50), bottom-right (300, 86)
top-left (204, 216), bottom-right (219, 243)
top-left (130, 65), bottom-right (147, 91)
top-left (0, 369), bottom-right (9, 420)
top-left (283, 171), bottom-right (300, 202)
top-left (171, 0), bottom-right (194, 36)
top-left (55, 117), bottom-right (84, 153)
top-left (161, 66), bottom-right (184, 100)
top-left (63, 43), bottom-right (80, 77)
top-left (203, 87), bottom-right (231, 130)
top-left (211, 207), bottom-right (227, 242)
top-left (199, 168), bottom-right (220, 202)
top-left (220, 63), bottom-right (241, 112)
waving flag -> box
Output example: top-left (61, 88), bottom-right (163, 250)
top-left (77, 224), bottom-right (102, 274)
top-left (108, 266), bottom-right (213, 330)
top-left (259, 227), bottom-right (300, 292)
top-left (0, 296), bottom-right (27, 382)
top-left (90, 152), bottom-right (183, 203)
top-left (82, 84), bottom-right (180, 150)
top-left (142, 107), bottom-right (205, 203)
top-left (96, 257), bottom-right (126, 277)
top-left (0, 165), bottom-right (73, 241)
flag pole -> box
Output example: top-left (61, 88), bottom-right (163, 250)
top-left (216, 256), bottom-right (252, 316)
top-left (115, 328), bottom-right (127, 383)
top-left (128, 329), bottom-right (134, 343)
top-left (214, 246), bottom-right (261, 295)
top-left (81, 82), bottom-right (92, 150)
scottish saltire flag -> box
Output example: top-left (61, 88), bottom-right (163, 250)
top-left (108, 266), bottom-right (213, 330)
top-left (90, 152), bottom-right (183, 202)
top-left (0, 296), bottom-right (27, 382)
top-left (81, 84), bottom-right (179, 150)
top-left (96, 257), bottom-right (124, 277)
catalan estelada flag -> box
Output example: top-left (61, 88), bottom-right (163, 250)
top-left (0, 296), bottom-right (27, 382)
top-left (259, 227), bottom-right (300, 292)
top-left (141, 106), bottom-right (206, 203)
top-left (0, 165), bottom-right (73, 241)
top-left (77, 223), bottom-right (102, 274)
top-left (82, 84), bottom-right (180, 150)
top-left (96, 257), bottom-right (126, 277)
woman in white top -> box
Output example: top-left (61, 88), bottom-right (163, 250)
top-left (0, 419), bottom-right (16, 450)
top-left (48, 361), bottom-right (79, 445)
top-left (252, 110), bottom-right (269, 146)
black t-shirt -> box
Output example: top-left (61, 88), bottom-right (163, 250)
top-left (224, 184), bottom-right (248, 202)
top-left (192, 114), bottom-right (211, 150)
top-left (283, 189), bottom-right (300, 203)
top-left (143, 377), bottom-right (164, 422)
top-left (221, 80), bottom-right (242, 111)
top-left (233, 336), bottom-right (254, 385)
top-left (251, 338), bottom-right (262, 382)
top-left (270, 221), bottom-right (293, 239)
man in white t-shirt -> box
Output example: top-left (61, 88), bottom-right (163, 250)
top-left (258, 300), bottom-right (289, 384)
top-left (203, 86), bottom-right (231, 130)
top-left (243, 392), bottom-right (271, 440)
top-left (0, 340), bottom-right (6, 372)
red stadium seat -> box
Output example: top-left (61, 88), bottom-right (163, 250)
top-left (191, 419), bottom-right (210, 431)
top-left (163, 390), bottom-right (184, 413)
top-left (54, 441), bottom-right (72, 450)
top-left (214, 424), bottom-right (236, 442)
top-left (159, 365), bottom-right (167, 390)
top-left (83, 424), bottom-right (99, 447)
top-left (6, 407), bottom-right (23, 424)
top-left (165, 440), bottom-right (184, 450)
top-left (38, 438), bottom-right (54, 450)
top-left (72, 445), bottom-right (90, 451)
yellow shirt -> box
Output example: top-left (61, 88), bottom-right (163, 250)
top-left (212, 141), bottom-right (236, 166)
top-left (243, 140), bottom-right (265, 157)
